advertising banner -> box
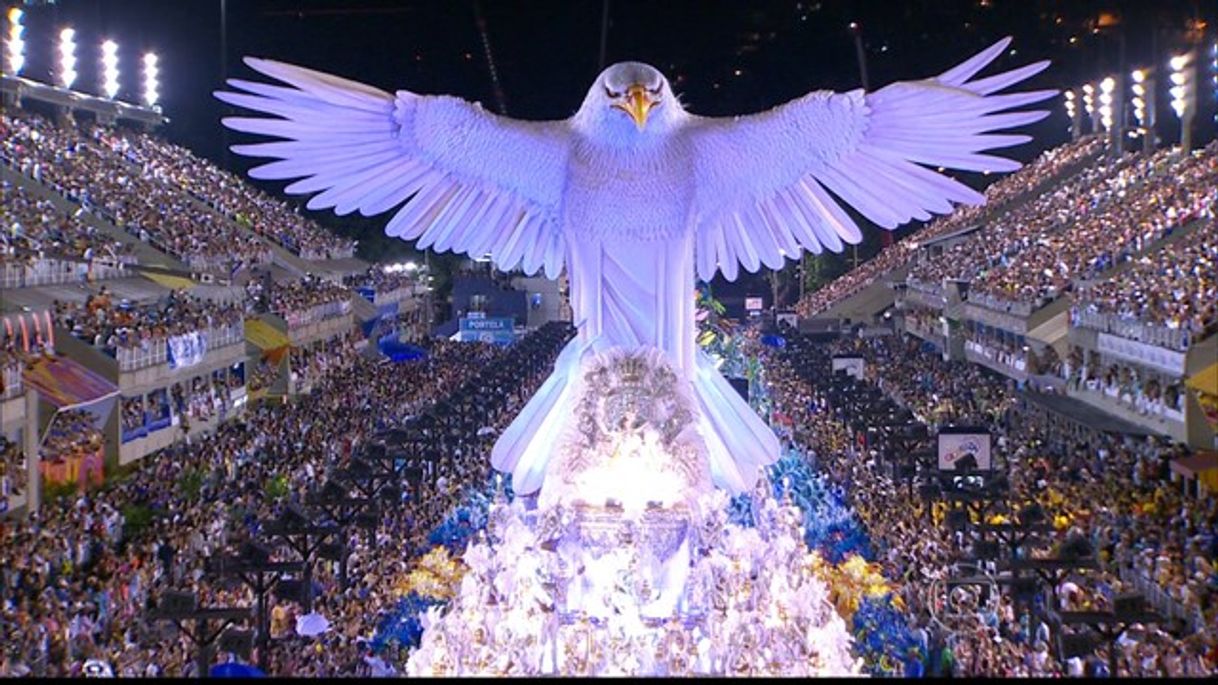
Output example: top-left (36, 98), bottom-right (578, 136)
top-left (831, 355), bottom-right (865, 379)
top-left (168, 331), bottom-right (209, 370)
top-left (937, 427), bottom-right (993, 472)
top-left (458, 317), bottom-right (516, 345)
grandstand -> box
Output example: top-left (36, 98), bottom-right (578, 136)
top-left (0, 89), bottom-right (440, 519)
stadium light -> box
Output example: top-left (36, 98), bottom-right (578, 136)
top-left (1210, 41), bottom-right (1217, 129)
top-left (1131, 70), bottom-right (1145, 113)
top-left (1169, 52), bottom-right (1193, 119)
top-left (5, 7), bottom-right (24, 76)
top-left (58, 27), bottom-right (77, 89)
top-left (1098, 76), bottom-right (1115, 130)
top-left (1169, 50), bottom-right (1198, 151)
top-left (142, 51), bottom-right (159, 107)
top-left (100, 40), bottom-right (119, 99)
top-left (1081, 83), bottom-right (1094, 115)
top-left (1063, 90), bottom-right (1075, 117)
top-left (1130, 69), bottom-right (1146, 126)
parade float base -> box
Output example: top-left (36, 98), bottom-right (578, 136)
top-left (404, 486), bottom-right (863, 677)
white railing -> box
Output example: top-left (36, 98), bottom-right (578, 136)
top-left (905, 317), bottom-right (942, 342)
top-left (1, 364), bottom-right (22, 400)
top-left (905, 279), bottom-right (945, 300)
top-left (967, 291), bottom-right (1037, 317)
top-left (185, 249), bottom-right (274, 275)
top-left (115, 340), bottom-right (168, 371)
top-left (207, 323), bottom-right (245, 350)
top-left (964, 338), bottom-right (1028, 373)
top-left (280, 300), bottom-right (352, 329)
top-left (1078, 376), bottom-right (1186, 423)
top-left (1071, 308), bottom-right (1197, 352)
top-left (300, 244), bottom-right (356, 261)
top-left (1118, 565), bottom-right (1198, 632)
top-left (114, 322), bottom-right (245, 372)
top-left (372, 287), bottom-right (413, 307)
top-left (0, 257), bottom-right (132, 288)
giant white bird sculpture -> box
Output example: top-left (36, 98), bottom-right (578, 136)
top-left (217, 37), bottom-right (1053, 496)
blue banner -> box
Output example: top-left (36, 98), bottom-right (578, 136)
top-left (458, 317), bottom-right (515, 345)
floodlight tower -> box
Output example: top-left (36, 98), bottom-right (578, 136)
top-left (1, 7), bottom-right (22, 108)
top-left (57, 27), bottom-right (76, 89)
top-left (4, 7), bottom-right (23, 76)
top-left (1081, 83), bottom-right (1098, 133)
top-left (1130, 68), bottom-right (1156, 154)
top-left (1063, 90), bottom-right (1081, 140)
top-left (100, 40), bottom-right (119, 99)
top-left (1098, 75), bottom-right (1118, 151)
top-left (1170, 51), bottom-right (1197, 151)
top-left (142, 51), bottom-right (159, 109)
top-left (1209, 40), bottom-right (1217, 137)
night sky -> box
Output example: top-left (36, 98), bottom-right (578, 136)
top-left (11, 0), bottom-right (1216, 302)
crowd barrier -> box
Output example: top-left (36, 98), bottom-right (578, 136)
top-left (1, 258), bottom-right (132, 288)
top-left (282, 300), bottom-right (352, 328)
top-left (1071, 308), bottom-right (1197, 352)
top-left (113, 322), bottom-right (244, 372)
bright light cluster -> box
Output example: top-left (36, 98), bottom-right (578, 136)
top-left (142, 52), bottom-right (158, 106)
top-left (57, 26), bottom-right (76, 88)
top-left (100, 39), bottom-right (119, 99)
top-left (1063, 90), bottom-right (1075, 119)
top-left (382, 261), bottom-right (420, 274)
top-left (1098, 76), bottom-right (1115, 130)
top-left (5, 7), bottom-right (23, 75)
top-left (1130, 68), bottom-right (1147, 126)
top-left (1169, 52), bottom-right (1193, 119)
top-left (1082, 82), bottom-right (1094, 116)
top-left (1210, 42), bottom-right (1217, 127)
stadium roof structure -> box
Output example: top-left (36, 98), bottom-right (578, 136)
top-left (22, 354), bottom-right (119, 410)
top-left (1, 74), bottom-right (165, 128)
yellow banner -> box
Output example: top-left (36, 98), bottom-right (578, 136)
top-left (244, 318), bottom-right (290, 351)
top-left (141, 271), bottom-right (198, 290)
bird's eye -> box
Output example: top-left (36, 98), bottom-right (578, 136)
top-left (604, 86), bottom-right (621, 98)
top-left (647, 85), bottom-right (662, 95)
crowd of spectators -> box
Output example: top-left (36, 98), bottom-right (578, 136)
top-left (341, 267), bottom-right (417, 294)
top-left (1, 181), bottom-right (135, 272)
top-left (0, 434), bottom-right (24, 500)
top-left (52, 288), bottom-right (244, 359)
top-left (795, 135), bottom-right (1105, 318)
top-left (266, 276), bottom-right (353, 326)
top-left (289, 331), bottom-right (362, 392)
top-left (0, 323), bottom-right (571, 677)
top-left (110, 131), bottom-right (356, 261)
top-left (1061, 353), bottom-right (1188, 423)
top-left (970, 142), bottom-right (1218, 309)
top-left (766, 331), bottom-right (1216, 677)
top-left (167, 372), bottom-right (242, 432)
top-left (0, 112), bottom-right (272, 274)
top-left (1072, 219), bottom-right (1218, 346)
top-left (907, 145), bottom-right (1164, 290)
top-left (37, 410), bottom-right (106, 483)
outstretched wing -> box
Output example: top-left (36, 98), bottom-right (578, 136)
top-left (685, 37), bottom-right (1054, 282)
top-left (216, 58), bottom-right (570, 278)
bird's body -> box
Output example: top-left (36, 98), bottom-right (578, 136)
top-left (218, 41), bottom-right (1054, 497)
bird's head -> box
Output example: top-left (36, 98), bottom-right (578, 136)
top-left (575, 61), bottom-right (684, 139)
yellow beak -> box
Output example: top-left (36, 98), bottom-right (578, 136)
top-left (614, 84), bottom-right (655, 131)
